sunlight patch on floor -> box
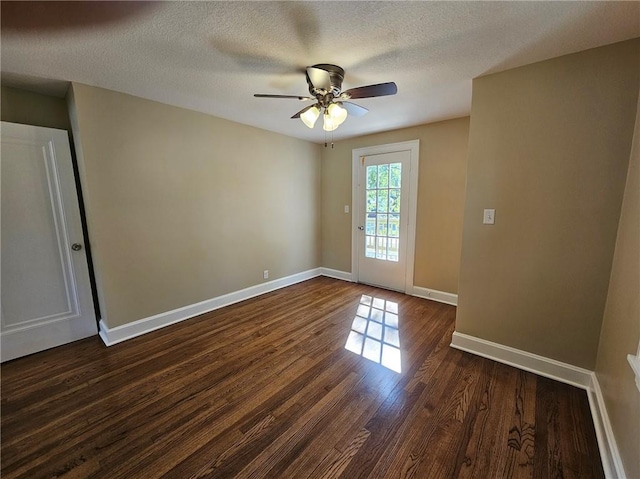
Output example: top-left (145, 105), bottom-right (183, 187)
top-left (345, 294), bottom-right (401, 373)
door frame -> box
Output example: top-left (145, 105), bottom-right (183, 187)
top-left (351, 140), bottom-right (420, 293)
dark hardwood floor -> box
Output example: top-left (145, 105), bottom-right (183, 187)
top-left (1, 277), bottom-right (603, 478)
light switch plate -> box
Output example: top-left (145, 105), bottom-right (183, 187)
top-left (344, 205), bottom-right (349, 213)
top-left (483, 209), bottom-right (495, 225)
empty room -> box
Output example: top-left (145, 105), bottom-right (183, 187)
top-left (1, 2), bottom-right (639, 478)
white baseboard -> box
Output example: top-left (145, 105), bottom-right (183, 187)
top-left (99, 268), bottom-right (323, 346)
top-left (450, 331), bottom-right (592, 389)
top-left (588, 374), bottom-right (626, 479)
top-left (319, 268), bottom-right (353, 282)
top-left (315, 272), bottom-right (457, 306)
top-left (411, 286), bottom-right (458, 306)
top-left (450, 331), bottom-right (625, 478)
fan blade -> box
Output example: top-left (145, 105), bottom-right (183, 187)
top-left (306, 66), bottom-right (331, 91)
top-left (291, 104), bottom-right (316, 119)
top-left (341, 101), bottom-right (368, 117)
top-left (255, 94), bottom-right (314, 100)
top-left (341, 82), bottom-right (397, 99)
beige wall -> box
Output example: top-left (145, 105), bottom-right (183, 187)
top-left (68, 83), bottom-right (321, 328)
top-left (321, 117), bottom-right (469, 294)
top-left (595, 97), bottom-right (640, 479)
top-left (1, 86), bottom-right (70, 130)
top-left (457, 39), bottom-right (640, 369)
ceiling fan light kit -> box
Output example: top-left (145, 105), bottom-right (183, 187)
top-left (300, 105), bottom-right (320, 128)
top-left (254, 64), bottom-right (397, 133)
top-left (326, 102), bottom-right (348, 127)
top-left (322, 113), bottom-right (338, 132)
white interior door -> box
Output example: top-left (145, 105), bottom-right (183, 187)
top-left (1, 121), bottom-right (97, 362)
top-left (353, 141), bottom-right (419, 292)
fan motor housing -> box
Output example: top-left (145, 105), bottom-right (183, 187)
top-left (308, 64), bottom-right (344, 97)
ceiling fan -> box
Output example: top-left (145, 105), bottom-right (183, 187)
top-left (254, 64), bottom-right (397, 132)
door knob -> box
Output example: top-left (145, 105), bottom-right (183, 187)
top-left (71, 243), bottom-right (83, 251)
top-left (357, 226), bottom-right (365, 230)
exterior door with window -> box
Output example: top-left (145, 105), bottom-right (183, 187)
top-left (356, 150), bottom-right (411, 291)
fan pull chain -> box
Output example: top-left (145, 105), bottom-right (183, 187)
top-left (323, 129), bottom-right (335, 148)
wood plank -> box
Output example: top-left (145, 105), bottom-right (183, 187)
top-left (455, 361), bottom-right (519, 478)
top-left (501, 370), bottom-right (537, 479)
top-left (533, 377), bottom-right (566, 479)
top-left (309, 428), bottom-right (371, 479)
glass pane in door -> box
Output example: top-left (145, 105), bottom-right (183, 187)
top-left (364, 162), bottom-right (401, 263)
top-left (365, 235), bottom-right (376, 258)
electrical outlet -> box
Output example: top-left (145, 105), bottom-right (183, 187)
top-left (263, 270), bottom-right (269, 279)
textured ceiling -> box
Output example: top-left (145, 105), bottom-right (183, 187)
top-left (2, 1), bottom-right (639, 143)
